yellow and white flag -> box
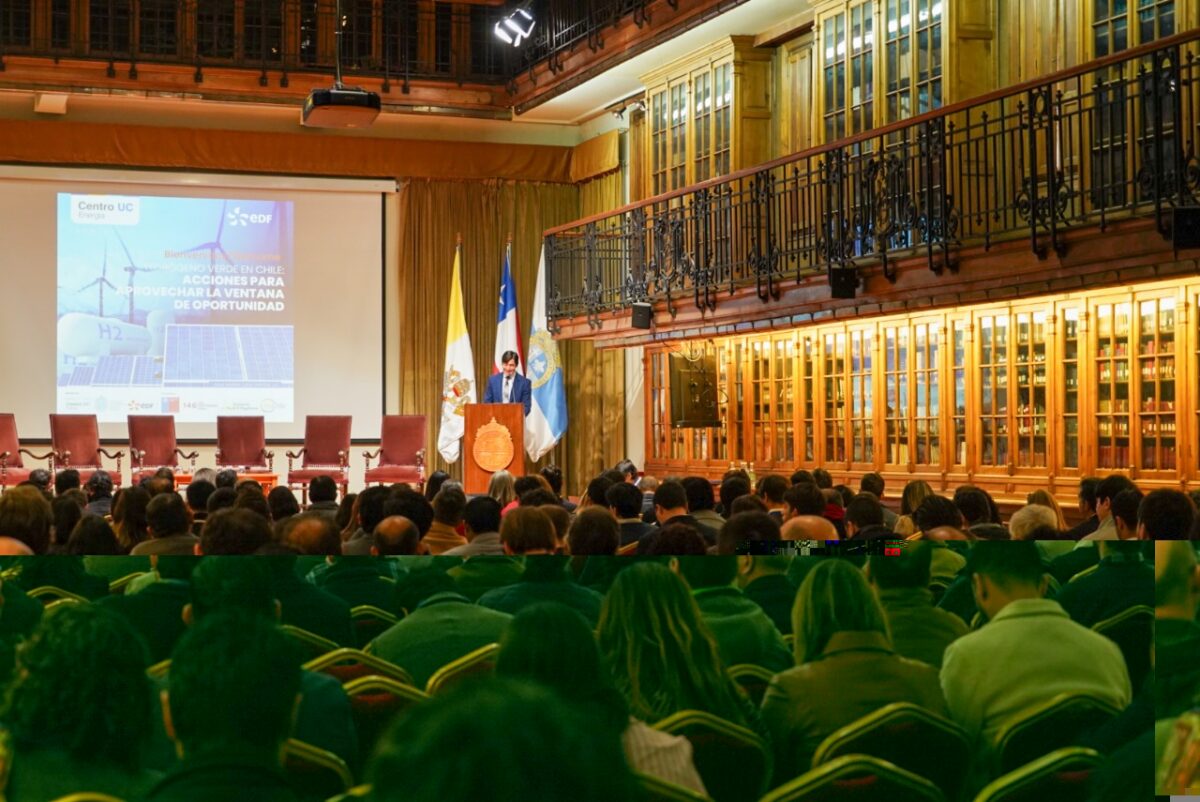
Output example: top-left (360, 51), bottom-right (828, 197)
top-left (437, 242), bottom-right (477, 463)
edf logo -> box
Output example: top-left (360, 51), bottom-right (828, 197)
top-left (227, 206), bottom-right (273, 226)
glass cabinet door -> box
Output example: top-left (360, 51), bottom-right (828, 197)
top-left (1137, 296), bottom-right (1176, 472)
top-left (913, 321), bottom-right (940, 466)
top-left (849, 329), bottom-right (874, 463)
top-left (750, 338), bottom-right (772, 463)
top-left (774, 337), bottom-right (796, 465)
top-left (979, 314), bottom-right (1009, 467)
top-left (824, 332), bottom-right (848, 463)
top-left (692, 69), bottom-right (712, 184)
top-left (1060, 306), bottom-right (1082, 470)
top-left (650, 351), bottom-right (667, 460)
top-left (883, 325), bottom-right (909, 465)
top-left (802, 334), bottom-right (817, 462)
top-left (1014, 311), bottom-right (1048, 468)
top-left (650, 89), bottom-right (669, 196)
top-left (951, 318), bottom-right (968, 467)
top-left (713, 63), bottom-right (733, 177)
top-left (1095, 301), bottom-right (1133, 469)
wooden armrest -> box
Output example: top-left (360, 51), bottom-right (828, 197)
top-left (338, 449), bottom-right (348, 469)
top-left (362, 449), bottom-right (381, 461)
top-left (285, 448), bottom-right (305, 460)
top-left (98, 448), bottom-right (125, 460)
top-left (0, 451), bottom-right (8, 466)
top-left (53, 449), bottom-right (72, 465)
top-left (20, 449), bottom-right (54, 462)
top-left (175, 448), bottom-right (200, 461)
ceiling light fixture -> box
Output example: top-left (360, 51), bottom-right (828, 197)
top-left (495, 6), bottom-right (535, 46)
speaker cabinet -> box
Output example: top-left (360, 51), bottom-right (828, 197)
top-left (1173, 207), bottom-right (1200, 249)
top-left (830, 268), bottom-right (858, 299)
top-left (631, 302), bottom-right (653, 329)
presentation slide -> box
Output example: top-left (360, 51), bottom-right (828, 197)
top-left (57, 195), bottom-right (297, 422)
top-left (0, 166), bottom-right (389, 441)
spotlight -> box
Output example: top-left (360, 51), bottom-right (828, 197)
top-left (495, 6), bottom-right (535, 46)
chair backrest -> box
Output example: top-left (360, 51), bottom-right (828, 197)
top-left (303, 415), bottom-right (353, 467)
top-left (127, 415), bottom-right (179, 468)
top-left (1092, 605), bottom-right (1154, 691)
top-left (379, 415), bottom-right (426, 467)
top-left (304, 647), bottom-right (414, 686)
top-left (974, 747), bottom-right (1103, 802)
top-left (654, 709), bottom-right (770, 802)
top-left (425, 642), bottom-right (499, 695)
top-left (27, 586), bottom-right (88, 605)
top-left (617, 540), bottom-right (640, 555)
top-left (282, 739), bottom-right (353, 801)
top-left (350, 605), bottom-right (399, 649)
top-left (281, 624), bottom-right (339, 661)
top-left (997, 693), bottom-right (1121, 774)
top-left (216, 416), bottom-right (267, 466)
top-left (343, 675), bottom-right (430, 759)
top-left (49, 414), bottom-right (101, 468)
top-left (727, 664), bottom-right (775, 707)
top-left (811, 702), bottom-right (970, 801)
top-left (0, 414), bottom-right (23, 468)
top-left (638, 772), bottom-right (714, 802)
top-left (48, 794), bottom-right (128, 802)
top-left (759, 754), bottom-right (946, 802)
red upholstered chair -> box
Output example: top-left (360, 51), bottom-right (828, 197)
top-left (343, 676), bottom-right (430, 760)
top-left (424, 642), bottom-right (499, 695)
top-left (281, 739), bottom-right (352, 801)
top-left (304, 647), bottom-right (414, 686)
top-left (760, 755), bottom-right (945, 802)
top-left (48, 414), bottom-right (124, 486)
top-left (973, 747), bottom-right (1102, 802)
top-left (128, 415), bottom-right (198, 484)
top-left (285, 415), bottom-right (352, 502)
top-left (728, 664), bottom-right (775, 707)
top-left (0, 414), bottom-right (54, 492)
top-left (654, 709), bottom-right (771, 802)
top-left (215, 415), bottom-right (273, 472)
top-left (363, 415), bottom-right (426, 489)
top-left (1092, 605), bottom-right (1154, 692)
top-left (996, 693), bottom-right (1120, 775)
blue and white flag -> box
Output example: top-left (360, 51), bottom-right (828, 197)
top-left (524, 245), bottom-right (567, 460)
top-left (493, 243), bottom-right (523, 374)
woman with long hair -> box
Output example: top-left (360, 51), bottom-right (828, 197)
top-left (597, 561), bottom-right (759, 731)
top-left (497, 602), bottom-right (707, 795)
top-left (487, 470), bottom-right (517, 509)
top-left (110, 485), bottom-right (150, 553)
top-left (893, 479), bottom-right (934, 536)
top-left (1025, 489), bottom-right (1068, 531)
top-left (761, 560), bottom-right (947, 785)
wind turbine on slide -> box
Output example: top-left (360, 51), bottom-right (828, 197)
top-left (78, 241), bottom-right (117, 317)
top-left (183, 199), bottom-right (236, 277)
top-left (114, 229), bottom-right (158, 324)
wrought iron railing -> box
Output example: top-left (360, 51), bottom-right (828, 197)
top-left (543, 30), bottom-right (1200, 328)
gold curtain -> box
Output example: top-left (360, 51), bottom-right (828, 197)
top-left (396, 178), bottom-right (580, 479)
top-left (550, 168), bottom-right (626, 495)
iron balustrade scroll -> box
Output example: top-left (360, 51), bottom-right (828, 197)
top-left (543, 31), bottom-right (1200, 326)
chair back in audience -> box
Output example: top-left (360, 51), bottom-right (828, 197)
top-left (1092, 605), bottom-right (1153, 691)
top-left (304, 647), bottom-right (414, 687)
top-left (727, 664), bottom-right (774, 707)
top-left (638, 772), bottom-right (715, 802)
top-left (996, 694), bottom-right (1120, 775)
top-left (215, 415), bottom-right (272, 470)
top-left (281, 624), bottom-right (340, 661)
top-left (108, 573), bottom-right (145, 595)
top-left (617, 541), bottom-right (640, 556)
top-left (349, 605), bottom-right (398, 649)
top-left (128, 414), bottom-right (197, 479)
top-left (759, 755), bottom-right (946, 802)
top-left (972, 747), bottom-right (1102, 802)
top-left (326, 785), bottom-right (371, 802)
top-left (654, 709), bottom-right (770, 802)
top-left (146, 658), bottom-right (171, 679)
top-left (811, 702), bottom-right (969, 801)
top-left (27, 586), bottom-right (88, 605)
top-left (47, 794), bottom-right (128, 802)
top-left (424, 642), bottom-right (499, 695)
top-left (282, 738), bottom-right (353, 801)
top-left (343, 675), bottom-right (430, 761)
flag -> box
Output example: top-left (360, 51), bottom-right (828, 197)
top-left (493, 243), bottom-right (524, 374)
top-left (437, 242), bottom-right (477, 463)
top-left (524, 245), bottom-right (567, 460)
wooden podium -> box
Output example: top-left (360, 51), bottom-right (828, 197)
top-left (464, 403), bottom-right (525, 495)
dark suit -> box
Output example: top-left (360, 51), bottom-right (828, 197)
top-left (97, 579), bottom-right (191, 662)
top-left (477, 559), bottom-right (604, 625)
top-left (691, 586), bottom-right (793, 673)
top-left (482, 371), bottom-right (532, 414)
top-left (742, 573), bottom-right (796, 635)
top-left (618, 519), bottom-right (655, 547)
top-left (313, 558), bottom-right (399, 613)
top-left (269, 568), bottom-right (355, 647)
top-left (142, 752), bottom-right (298, 802)
top-left (1053, 553), bottom-right (1153, 628)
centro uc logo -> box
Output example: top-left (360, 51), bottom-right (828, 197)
top-left (226, 206), bottom-right (273, 227)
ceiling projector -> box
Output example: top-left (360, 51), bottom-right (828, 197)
top-left (302, 85), bottom-right (381, 128)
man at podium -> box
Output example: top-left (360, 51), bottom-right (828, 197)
top-left (483, 351), bottom-right (531, 415)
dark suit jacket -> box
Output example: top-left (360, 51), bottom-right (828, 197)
top-left (269, 569), bottom-right (355, 647)
top-left (742, 574), bottom-right (796, 635)
top-left (97, 578), bottom-right (191, 662)
top-left (314, 558), bottom-right (400, 613)
top-left (1053, 554), bottom-right (1154, 628)
top-left (482, 372), bottom-right (532, 414)
top-left (142, 752), bottom-right (299, 802)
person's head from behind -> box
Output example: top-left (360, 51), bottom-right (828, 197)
top-left (1156, 541), bottom-right (1200, 619)
top-left (165, 612), bottom-right (301, 761)
top-left (372, 516), bottom-right (421, 556)
top-left (66, 515), bottom-right (120, 555)
top-left (1008, 504), bottom-right (1058, 540)
top-left (3, 604), bottom-right (150, 768)
top-left (369, 678), bottom-right (636, 802)
top-left (500, 506), bottom-right (557, 555)
top-left (305, 474), bottom-right (338, 505)
top-left (214, 468), bottom-right (237, 489)
top-left (51, 495), bottom-right (84, 549)
top-left (860, 472), bottom-right (885, 499)
top-left (597, 561), bottom-right (742, 724)
top-left (845, 494), bottom-right (884, 537)
top-left (336, 493), bottom-right (357, 530)
top-left (811, 468), bottom-right (833, 490)
top-left (615, 459), bottom-right (638, 483)
top-left (912, 495), bottom-right (963, 533)
top-left (784, 482), bottom-right (826, 517)
top-left (652, 479), bottom-right (688, 521)
top-left (233, 487), bottom-right (272, 523)
top-left (717, 511), bottom-right (781, 554)
top-left (185, 480), bottom-right (215, 515)
top-left (26, 469), bottom-right (51, 494)
top-left (673, 555), bottom-right (736, 590)
top-left (520, 488), bottom-right (560, 508)
top-left (205, 486), bottom-right (237, 516)
top-left (567, 507), bottom-right (619, 556)
top-left (187, 555), bottom-right (277, 621)
top-left (539, 504), bottom-right (570, 549)
top-left (199, 508), bottom-right (272, 555)
top-left (681, 476), bottom-right (716, 513)
top-left (793, 559), bottom-right (890, 664)
top-left (463, 496), bottom-right (502, 538)
top-left (1095, 474), bottom-right (1137, 522)
top-left (719, 476), bottom-right (752, 515)
top-left (0, 485), bottom-right (53, 553)
top-left (487, 470), bottom-right (516, 507)
top-left (759, 475), bottom-right (789, 506)
top-left (606, 481), bottom-right (642, 520)
top-left (54, 468), bottom-right (81, 496)
top-left (866, 541), bottom-right (932, 591)
top-left (585, 476), bottom-right (615, 509)
top-left (267, 487), bottom-right (300, 523)
top-left (356, 485), bottom-right (393, 535)
top-left (967, 541), bottom-right (1046, 620)
top-left (1138, 489), bottom-right (1197, 540)
top-left (640, 475), bottom-right (659, 494)
top-left (1107, 489), bottom-right (1144, 539)
top-left (1077, 476), bottom-right (1101, 517)
top-left (146, 492), bottom-right (191, 539)
top-left (900, 479), bottom-right (934, 516)
top-left (384, 488), bottom-right (435, 537)
top-left (645, 522), bottom-right (707, 555)
top-left (432, 485), bottom-right (467, 527)
top-left (731, 494), bottom-right (768, 515)
top-left (84, 469), bottom-right (113, 500)
top-left (423, 471), bottom-right (450, 503)
top-left (953, 486), bottom-right (993, 526)
top-left (513, 475), bottom-right (547, 502)
top-left (539, 464), bottom-right (565, 497)
top-left (280, 511), bottom-right (341, 555)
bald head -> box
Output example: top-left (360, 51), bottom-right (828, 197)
top-left (372, 516), bottom-right (420, 556)
top-left (781, 515), bottom-right (837, 540)
top-left (280, 512), bottom-right (341, 556)
top-left (1156, 541), bottom-right (1200, 617)
top-left (0, 536), bottom-right (34, 555)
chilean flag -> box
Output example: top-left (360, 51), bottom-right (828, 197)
top-left (493, 246), bottom-right (524, 374)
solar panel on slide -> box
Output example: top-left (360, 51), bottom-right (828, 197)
top-left (131, 356), bottom-right (162, 386)
top-left (68, 366), bottom-right (95, 386)
top-left (163, 325), bottom-right (243, 383)
top-left (239, 326), bottom-right (294, 382)
top-left (92, 355), bottom-right (135, 385)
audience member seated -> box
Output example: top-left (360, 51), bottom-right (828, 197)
top-left (83, 469), bottom-right (114, 517)
top-left (736, 554), bottom-right (794, 634)
top-left (204, 486), bottom-right (237, 517)
top-left (50, 494), bottom-right (84, 553)
top-left (1055, 541), bottom-right (1152, 627)
top-left (369, 678), bottom-right (638, 802)
top-left (567, 506), bottom-right (619, 556)
top-left (939, 542), bottom-right (1132, 770)
top-left (368, 570), bottom-right (511, 688)
top-left (1154, 541), bottom-right (1200, 718)
top-left (845, 493), bottom-right (891, 540)
top-left (865, 542), bottom-right (967, 668)
top-left (425, 485), bottom-right (469, 554)
top-left (198, 508), bottom-right (272, 555)
top-left (1, 604), bottom-right (157, 802)
top-left (952, 486), bottom-right (1004, 539)
top-left (911, 495), bottom-right (976, 542)
top-left (145, 611), bottom-right (303, 802)
top-left (423, 470), bottom-right (450, 502)
top-left (479, 553), bottom-right (604, 624)
top-left (487, 469), bottom-right (517, 509)
top-left (500, 506), bottom-right (558, 556)
top-left (731, 493), bottom-right (769, 516)
top-left (443, 496), bottom-right (504, 556)
top-left (1026, 489), bottom-right (1069, 531)
top-left (1109, 488), bottom-right (1144, 540)
top-left (597, 562), bottom-right (761, 731)
top-left (262, 555), bottom-right (354, 646)
top-left (717, 510), bottom-right (781, 554)
top-left (98, 555), bottom-right (195, 662)
top-left (371, 515), bottom-right (422, 556)
top-left (334, 492), bottom-right (357, 531)
top-left (893, 479), bottom-right (934, 536)
top-left (446, 552), bottom-right (524, 601)
top-left (639, 475), bottom-right (659, 522)
top-left (279, 511), bottom-right (342, 556)
top-left (267, 486), bottom-right (301, 524)
top-left (233, 487), bottom-right (272, 523)
top-left (675, 556), bottom-right (792, 672)
top-left (0, 485), bottom-right (53, 554)
top-left (780, 482), bottom-right (836, 541)
top-left (306, 475), bottom-right (340, 518)
top-left (113, 484), bottom-right (151, 552)
top-left (1008, 503), bottom-right (1059, 540)
top-left (644, 521), bottom-right (709, 555)
top-left (13, 553), bottom-right (108, 599)
top-left (495, 602), bottom-right (707, 795)
top-left (761, 559), bottom-right (947, 784)
top-left (719, 475), bottom-right (752, 519)
top-left (1084, 474), bottom-right (1137, 541)
top-left (606, 482), bottom-right (653, 547)
top-left (860, 472), bottom-right (899, 530)
top-left (381, 488), bottom-right (435, 544)
top-left (1138, 488), bottom-right (1197, 539)
top-left (312, 555), bottom-right (399, 612)
top-left (67, 515), bottom-right (121, 555)
top-left (133, 493), bottom-right (200, 556)
top-left (682, 476), bottom-right (726, 539)
top-left (185, 480), bottom-right (215, 536)
top-left (54, 468), bottom-right (81, 496)
top-left (758, 475), bottom-right (790, 523)
top-left (1064, 477), bottom-right (1101, 539)
top-left (341, 485), bottom-right (391, 556)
